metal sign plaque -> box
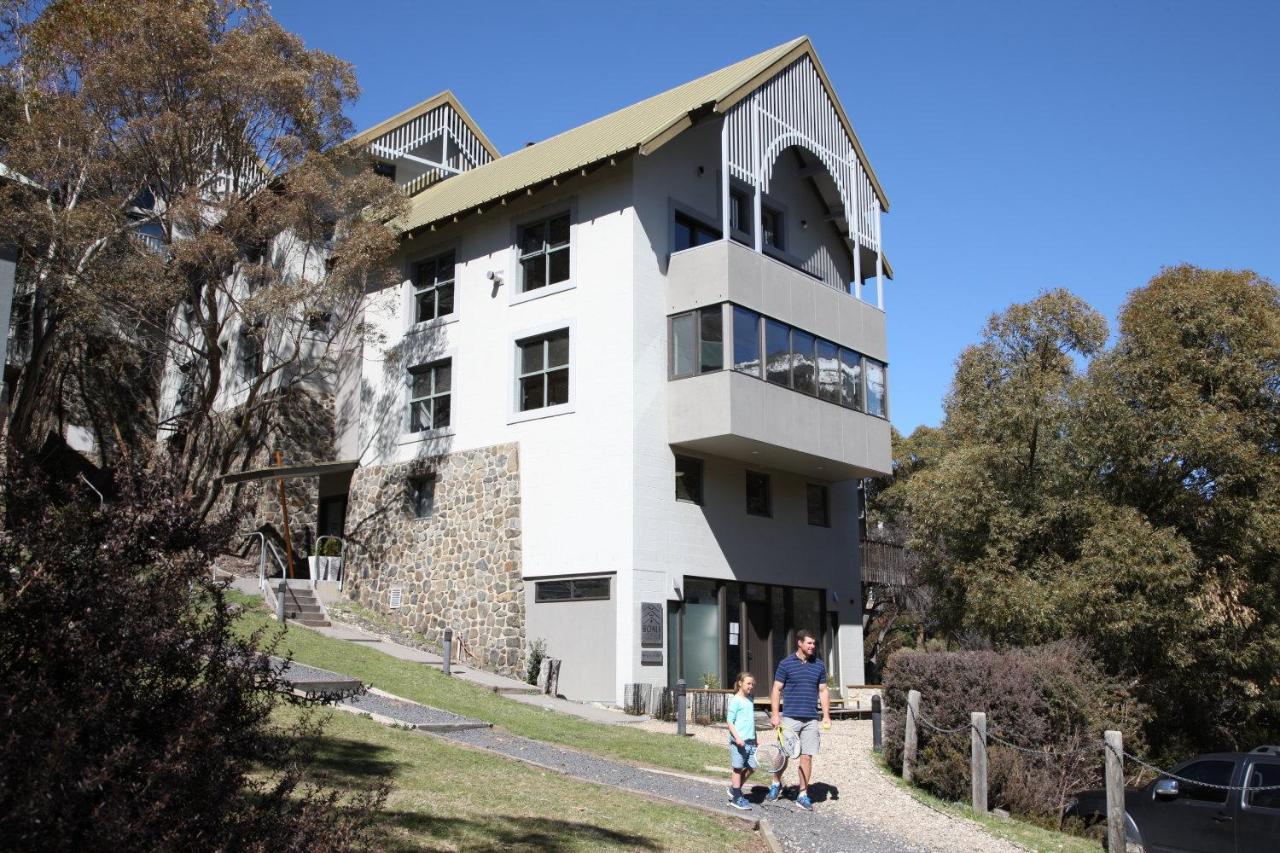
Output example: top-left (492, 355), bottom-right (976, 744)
top-left (640, 650), bottom-right (663, 666)
top-left (640, 602), bottom-right (663, 647)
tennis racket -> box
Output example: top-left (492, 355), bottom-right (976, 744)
top-left (757, 726), bottom-right (791, 775)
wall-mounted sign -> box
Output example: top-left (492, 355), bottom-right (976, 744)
top-left (640, 602), bottom-right (663, 647)
top-left (641, 650), bottom-right (663, 666)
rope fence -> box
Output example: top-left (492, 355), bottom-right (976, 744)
top-left (897, 687), bottom-right (1280, 850)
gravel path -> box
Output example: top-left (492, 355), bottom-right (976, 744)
top-left (632, 717), bottom-right (1022, 853)
top-left (343, 689), bottom-right (490, 731)
top-left (442, 725), bottom-right (915, 852)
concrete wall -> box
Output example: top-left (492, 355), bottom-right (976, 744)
top-left (629, 117), bottom-right (870, 695)
top-left (524, 574), bottom-right (618, 702)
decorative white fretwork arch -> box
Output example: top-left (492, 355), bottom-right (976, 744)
top-left (720, 56), bottom-right (885, 307)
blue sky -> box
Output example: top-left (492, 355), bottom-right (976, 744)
top-left (271, 0), bottom-right (1280, 436)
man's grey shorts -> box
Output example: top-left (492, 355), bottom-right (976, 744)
top-left (782, 716), bottom-right (821, 756)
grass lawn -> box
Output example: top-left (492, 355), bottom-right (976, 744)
top-left (872, 752), bottom-right (1097, 853)
top-left (298, 706), bottom-right (766, 852)
top-left (229, 590), bottom-right (726, 777)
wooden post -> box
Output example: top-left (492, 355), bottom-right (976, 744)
top-left (971, 711), bottom-right (988, 813)
top-left (903, 688), bottom-right (920, 783)
top-left (273, 450), bottom-right (297, 580)
top-left (1105, 730), bottom-right (1125, 853)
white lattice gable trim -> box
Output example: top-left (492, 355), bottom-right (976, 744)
top-left (346, 91), bottom-right (498, 195)
top-left (716, 49), bottom-right (891, 305)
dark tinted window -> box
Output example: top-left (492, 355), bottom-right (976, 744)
top-left (733, 307), bottom-right (761, 377)
top-left (675, 455), bottom-right (703, 504)
top-left (535, 577), bottom-right (611, 602)
top-left (673, 212), bottom-right (720, 252)
top-left (746, 470), bottom-right (771, 517)
top-left (1174, 760), bottom-right (1235, 804)
top-left (807, 484), bottom-right (829, 527)
top-left (1247, 762), bottom-right (1280, 809)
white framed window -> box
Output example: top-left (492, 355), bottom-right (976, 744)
top-left (517, 211), bottom-right (570, 293)
top-left (411, 249), bottom-right (456, 324)
top-left (516, 329), bottom-right (569, 412)
top-left (408, 359), bottom-right (451, 432)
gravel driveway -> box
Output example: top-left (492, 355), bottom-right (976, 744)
top-left (632, 717), bottom-right (1022, 852)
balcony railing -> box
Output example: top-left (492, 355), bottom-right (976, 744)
top-left (860, 539), bottom-right (913, 586)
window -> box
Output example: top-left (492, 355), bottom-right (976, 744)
top-left (673, 211), bottom-right (720, 252)
top-left (518, 329), bottom-right (569, 411)
top-left (791, 329), bottom-right (816, 395)
top-left (237, 325), bottom-right (262, 380)
top-left (807, 484), bottom-right (830, 527)
top-left (670, 306), bottom-right (722, 378)
top-left (865, 358), bottom-right (887, 417)
top-left (408, 359), bottom-right (451, 431)
top-left (413, 250), bottom-right (455, 323)
top-left (762, 206), bottom-right (784, 251)
top-left (535, 576), bottom-right (611, 602)
top-left (372, 161), bottom-right (396, 181)
top-left (1171, 760), bottom-right (1234, 804)
top-left (1247, 762), bottom-right (1280, 809)
top-left (732, 307), bottom-right (761, 377)
top-left (306, 310), bottom-right (332, 333)
top-left (746, 470), bottom-right (771, 517)
top-left (839, 348), bottom-right (863, 411)
top-left (409, 476), bottom-right (436, 519)
top-left (729, 188), bottom-right (750, 239)
top-left (816, 339), bottom-right (840, 403)
top-left (764, 319), bottom-right (791, 387)
top-left (675, 455), bottom-right (704, 504)
top-left (518, 212), bottom-right (570, 292)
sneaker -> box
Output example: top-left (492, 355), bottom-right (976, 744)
top-left (766, 782), bottom-right (781, 801)
top-left (796, 793), bottom-right (814, 812)
top-left (730, 796), bottom-right (752, 811)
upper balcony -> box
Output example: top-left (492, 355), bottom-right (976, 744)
top-left (666, 240), bottom-right (891, 481)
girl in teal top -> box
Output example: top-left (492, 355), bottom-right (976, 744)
top-left (725, 672), bottom-right (758, 810)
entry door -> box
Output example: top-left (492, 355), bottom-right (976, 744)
top-left (744, 601), bottom-right (772, 692)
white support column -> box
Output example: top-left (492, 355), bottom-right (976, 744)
top-left (851, 153), bottom-right (863, 300)
top-left (721, 116), bottom-right (731, 238)
top-left (751, 93), bottom-right (763, 252)
top-left (874, 199), bottom-right (884, 310)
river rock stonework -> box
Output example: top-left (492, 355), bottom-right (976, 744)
top-left (343, 442), bottom-right (524, 678)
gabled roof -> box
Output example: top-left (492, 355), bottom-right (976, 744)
top-left (393, 37), bottom-right (889, 235)
top-left (346, 90), bottom-right (500, 162)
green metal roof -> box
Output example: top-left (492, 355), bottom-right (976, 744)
top-left (392, 37), bottom-right (888, 235)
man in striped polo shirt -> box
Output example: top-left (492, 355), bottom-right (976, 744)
top-left (767, 629), bottom-right (831, 811)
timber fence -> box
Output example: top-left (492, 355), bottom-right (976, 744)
top-left (897, 688), bottom-right (1280, 851)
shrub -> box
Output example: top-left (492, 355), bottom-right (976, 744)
top-left (0, 462), bottom-right (384, 851)
top-left (526, 638), bottom-right (548, 685)
top-left (881, 640), bottom-right (1148, 826)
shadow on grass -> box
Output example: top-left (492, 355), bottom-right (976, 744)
top-left (308, 734), bottom-right (400, 782)
top-left (369, 812), bottom-right (664, 851)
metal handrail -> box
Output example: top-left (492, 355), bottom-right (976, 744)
top-left (240, 532), bottom-right (268, 596)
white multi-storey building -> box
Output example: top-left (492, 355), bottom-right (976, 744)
top-left (246, 37), bottom-right (895, 704)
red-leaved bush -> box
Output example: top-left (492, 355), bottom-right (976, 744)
top-left (881, 641), bottom-right (1149, 826)
top-left (0, 463), bottom-right (384, 851)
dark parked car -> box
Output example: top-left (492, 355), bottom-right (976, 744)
top-left (1065, 746), bottom-right (1280, 852)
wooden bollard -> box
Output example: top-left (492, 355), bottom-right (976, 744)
top-left (903, 689), bottom-right (920, 783)
top-left (1105, 730), bottom-right (1125, 853)
top-left (971, 711), bottom-right (988, 813)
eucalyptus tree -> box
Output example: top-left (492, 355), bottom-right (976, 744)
top-left (0, 0), bottom-right (402, 517)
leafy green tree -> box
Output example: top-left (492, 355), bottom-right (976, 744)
top-left (889, 272), bottom-right (1280, 753)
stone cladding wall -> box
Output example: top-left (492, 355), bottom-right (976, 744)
top-left (343, 442), bottom-right (524, 678)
